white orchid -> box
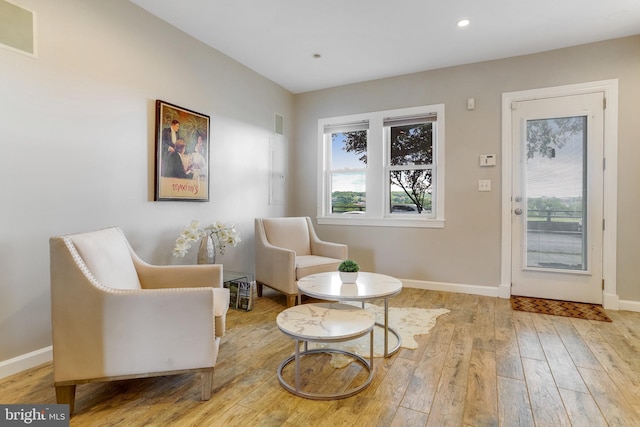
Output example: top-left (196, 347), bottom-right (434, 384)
top-left (173, 220), bottom-right (240, 258)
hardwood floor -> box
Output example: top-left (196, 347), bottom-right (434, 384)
top-left (2, 287), bottom-right (640, 426)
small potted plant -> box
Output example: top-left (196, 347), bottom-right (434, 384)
top-left (338, 259), bottom-right (360, 283)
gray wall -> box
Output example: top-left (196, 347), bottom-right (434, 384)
top-left (0, 0), bottom-right (293, 362)
top-left (293, 36), bottom-right (640, 300)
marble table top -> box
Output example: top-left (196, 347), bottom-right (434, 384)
top-left (276, 303), bottom-right (375, 341)
top-left (297, 271), bottom-right (402, 300)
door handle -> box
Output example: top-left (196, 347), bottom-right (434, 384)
top-left (514, 208), bottom-right (523, 215)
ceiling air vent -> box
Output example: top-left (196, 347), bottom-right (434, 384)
top-left (0, 0), bottom-right (37, 57)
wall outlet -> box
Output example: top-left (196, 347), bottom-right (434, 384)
top-left (478, 179), bottom-right (491, 191)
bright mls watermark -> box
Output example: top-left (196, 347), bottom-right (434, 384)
top-left (1, 405), bottom-right (69, 426)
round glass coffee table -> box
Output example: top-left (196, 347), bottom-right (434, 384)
top-left (276, 302), bottom-right (375, 399)
top-left (297, 271), bottom-right (402, 357)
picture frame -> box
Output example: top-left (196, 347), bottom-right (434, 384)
top-left (154, 100), bottom-right (210, 201)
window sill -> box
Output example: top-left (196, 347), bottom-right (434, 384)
top-left (317, 216), bottom-right (445, 228)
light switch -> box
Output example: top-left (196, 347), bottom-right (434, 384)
top-left (478, 180), bottom-right (491, 192)
top-left (467, 98), bottom-right (475, 110)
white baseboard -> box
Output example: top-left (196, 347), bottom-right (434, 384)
top-left (498, 283), bottom-right (512, 299)
top-left (618, 298), bottom-right (640, 312)
top-left (402, 279), bottom-right (640, 313)
top-left (401, 279), bottom-right (499, 298)
top-left (0, 346), bottom-right (52, 380)
top-left (603, 292), bottom-right (620, 310)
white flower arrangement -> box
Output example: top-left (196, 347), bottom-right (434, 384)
top-left (173, 220), bottom-right (241, 258)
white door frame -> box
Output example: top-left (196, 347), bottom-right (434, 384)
top-left (500, 80), bottom-right (619, 309)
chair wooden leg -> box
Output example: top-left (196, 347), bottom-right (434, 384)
top-left (286, 294), bottom-right (297, 307)
top-left (256, 282), bottom-right (263, 297)
top-left (55, 384), bottom-right (76, 414)
top-left (201, 370), bottom-right (214, 400)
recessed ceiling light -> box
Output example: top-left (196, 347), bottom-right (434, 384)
top-left (457, 19), bottom-right (470, 28)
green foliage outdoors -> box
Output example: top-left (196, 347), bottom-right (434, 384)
top-left (526, 117), bottom-right (584, 160)
top-left (335, 125), bottom-right (433, 213)
top-left (331, 191), bottom-right (432, 213)
top-left (527, 197), bottom-right (583, 223)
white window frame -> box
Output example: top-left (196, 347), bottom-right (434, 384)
top-left (317, 104), bottom-right (445, 228)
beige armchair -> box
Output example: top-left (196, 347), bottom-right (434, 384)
top-left (255, 217), bottom-right (347, 307)
top-left (49, 227), bottom-right (229, 413)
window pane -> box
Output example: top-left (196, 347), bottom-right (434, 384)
top-left (331, 172), bottom-right (366, 214)
top-left (389, 169), bottom-right (432, 214)
top-left (525, 116), bottom-right (587, 270)
top-left (390, 123), bottom-right (432, 166)
top-left (332, 131), bottom-right (367, 169)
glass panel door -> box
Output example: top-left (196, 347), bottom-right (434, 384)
top-left (510, 92), bottom-right (604, 304)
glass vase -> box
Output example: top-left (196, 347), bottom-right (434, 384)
top-left (197, 235), bottom-right (216, 264)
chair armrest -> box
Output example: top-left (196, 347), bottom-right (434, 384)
top-left (256, 243), bottom-right (296, 284)
top-left (255, 235), bottom-right (296, 293)
top-left (132, 258), bottom-right (223, 289)
top-left (103, 288), bottom-right (217, 372)
top-left (52, 286), bottom-right (218, 382)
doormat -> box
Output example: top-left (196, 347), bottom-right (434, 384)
top-left (510, 296), bottom-right (612, 322)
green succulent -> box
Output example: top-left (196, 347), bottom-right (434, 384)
top-left (338, 259), bottom-right (360, 273)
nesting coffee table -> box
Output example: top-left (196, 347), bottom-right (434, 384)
top-left (276, 302), bottom-right (375, 399)
top-left (297, 271), bottom-right (403, 357)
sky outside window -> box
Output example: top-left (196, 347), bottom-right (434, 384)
top-left (331, 132), bottom-right (366, 191)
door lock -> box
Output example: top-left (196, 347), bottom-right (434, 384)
top-left (514, 208), bottom-right (523, 215)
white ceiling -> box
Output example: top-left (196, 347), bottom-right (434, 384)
top-left (129, 0), bottom-right (640, 94)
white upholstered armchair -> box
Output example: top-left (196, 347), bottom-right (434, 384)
top-left (255, 217), bottom-right (348, 307)
top-left (49, 227), bottom-right (229, 413)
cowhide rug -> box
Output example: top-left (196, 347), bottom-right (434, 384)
top-left (308, 303), bottom-right (450, 368)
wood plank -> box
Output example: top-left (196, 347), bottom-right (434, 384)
top-left (521, 357), bottom-right (571, 426)
top-left (513, 314), bottom-right (546, 361)
top-left (426, 324), bottom-right (473, 426)
top-left (400, 341), bottom-right (449, 413)
top-left (558, 388), bottom-right (608, 427)
top-left (390, 407), bottom-right (428, 427)
top-left (552, 317), bottom-right (602, 370)
top-left (568, 317), bottom-right (602, 342)
top-left (590, 318), bottom-right (640, 373)
top-left (585, 338), bottom-right (640, 411)
top-left (579, 366), bottom-right (640, 427)
top-left (497, 376), bottom-right (534, 427)
top-left (425, 365), bottom-right (468, 427)
top-left (462, 348), bottom-right (498, 426)
top-left (495, 326), bottom-right (524, 380)
top-left (531, 313), bottom-right (557, 335)
top-left (471, 296), bottom-right (496, 352)
top-left (370, 358), bottom-right (417, 405)
top-left (537, 332), bottom-right (589, 393)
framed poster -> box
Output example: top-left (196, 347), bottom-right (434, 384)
top-left (154, 100), bottom-right (210, 201)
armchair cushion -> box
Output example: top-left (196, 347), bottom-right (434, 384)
top-left (68, 228), bottom-right (142, 290)
top-left (262, 217), bottom-right (311, 255)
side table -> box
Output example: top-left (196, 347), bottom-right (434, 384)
top-left (276, 302), bottom-right (375, 400)
top-left (297, 271), bottom-right (402, 357)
